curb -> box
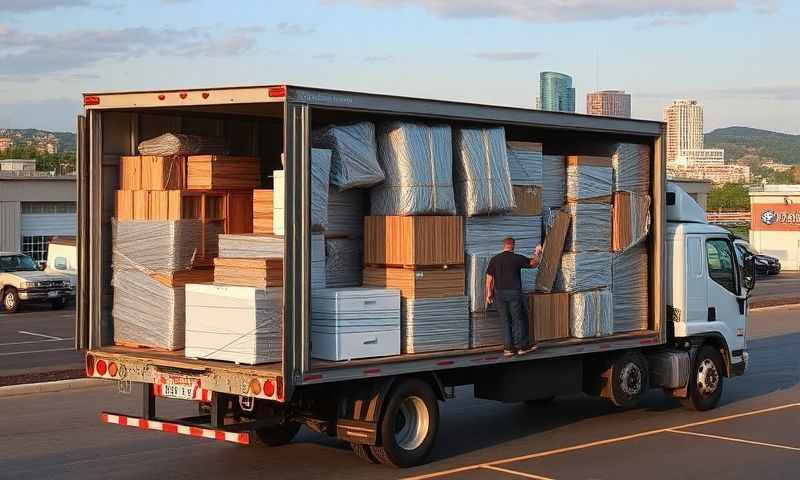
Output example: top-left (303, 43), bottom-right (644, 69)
top-left (0, 378), bottom-right (107, 398)
top-left (750, 302), bottom-right (800, 311)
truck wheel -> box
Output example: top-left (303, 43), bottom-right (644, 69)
top-left (681, 346), bottom-right (724, 412)
top-left (604, 351), bottom-right (649, 407)
top-left (254, 421), bottom-right (301, 447)
top-left (351, 442), bottom-right (380, 464)
top-left (3, 288), bottom-right (19, 314)
top-left (50, 298), bottom-right (65, 310)
top-left (370, 378), bottom-right (439, 468)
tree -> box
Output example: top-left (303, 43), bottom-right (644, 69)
top-left (707, 183), bottom-right (750, 211)
top-left (0, 145), bottom-right (76, 174)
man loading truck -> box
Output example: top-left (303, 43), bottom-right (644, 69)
top-left (486, 238), bottom-right (543, 356)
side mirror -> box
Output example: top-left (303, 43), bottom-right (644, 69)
top-left (37, 261), bottom-right (46, 271)
top-left (742, 255), bottom-right (756, 292)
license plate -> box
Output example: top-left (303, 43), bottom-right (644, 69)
top-left (48, 291), bottom-right (59, 298)
top-left (159, 375), bottom-right (199, 400)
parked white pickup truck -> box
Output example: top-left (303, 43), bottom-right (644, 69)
top-left (0, 252), bottom-right (74, 313)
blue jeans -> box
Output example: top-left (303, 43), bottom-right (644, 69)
top-left (495, 289), bottom-right (531, 351)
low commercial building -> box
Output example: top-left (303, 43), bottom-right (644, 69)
top-left (750, 185), bottom-right (800, 271)
top-left (0, 175), bottom-right (77, 261)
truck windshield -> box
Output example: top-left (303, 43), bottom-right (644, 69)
top-left (0, 255), bottom-right (39, 272)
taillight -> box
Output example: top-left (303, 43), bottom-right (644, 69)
top-left (108, 362), bottom-right (118, 377)
top-left (263, 379), bottom-right (275, 397)
top-left (86, 354), bottom-right (95, 376)
top-left (249, 378), bottom-right (262, 395)
top-left (96, 359), bottom-right (107, 376)
top-left (268, 86), bottom-right (286, 98)
top-left (83, 95), bottom-right (100, 106)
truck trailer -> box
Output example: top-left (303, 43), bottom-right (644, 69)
top-left (75, 84), bottom-right (754, 468)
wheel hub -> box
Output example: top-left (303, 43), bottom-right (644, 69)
top-left (4, 293), bottom-right (13, 309)
top-left (620, 362), bottom-right (642, 396)
top-left (394, 396), bottom-right (429, 451)
top-left (697, 359), bottom-right (720, 396)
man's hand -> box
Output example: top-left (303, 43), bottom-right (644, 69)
top-left (531, 244), bottom-right (543, 268)
top-left (486, 292), bottom-right (494, 305)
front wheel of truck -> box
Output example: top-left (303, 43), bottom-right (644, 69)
top-left (254, 421), bottom-right (301, 447)
top-left (681, 345), bottom-right (724, 412)
top-left (370, 378), bottom-right (439, 468)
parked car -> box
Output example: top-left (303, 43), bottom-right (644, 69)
top-left (0, 252), bottom-right (74, 313)
top-left (733, 239), bottom-right (780, 276)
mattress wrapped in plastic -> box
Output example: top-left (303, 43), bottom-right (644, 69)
top-left (470, 310), bottom-right (504, 348)
top-left (453, 127), bottom-right (515, 216)
top-left (506, 142), bottom-right (543, 186)
top-left (272, 148), bottom-right (331, 234)
top-left (554, 252), bottom-right (612, 292)
top-left (112, 219), bottom-right (204, 272)
top-left (612, 243), bottom-right (649, 332)
top-left (569, 289), bottom-right (614, 338)
top-left (218, 233), bottom-right (326, 289)
top-left (566, 163), bottom-right (612, 202)
top-left (564, 203), bottom-right (612, 252)
top-left (112, 270), bottom-right (185, 350)
top-left (542, 155), bottom-right (566, 208)
top-left (137, 133), bottom-right (227, 156)
top-left (371, 121), bottom-right (455, 215)
top-left (327, 188), bottom-right (366, 238)
top-left (402, 296), bottom-right (470, 353)
top-left (313, 122), bottom-right (384, 190)
top-left (613, 143), bottom-right (651, 194)
top-left (465, 215), bottom-right (542, 255)
top-left (467, 253), bottom-right (537, 313)
top-left (325, 238), bottom-right (363, 288)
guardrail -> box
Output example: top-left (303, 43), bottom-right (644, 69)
top-left (706, 211), bottom-right (750, 224)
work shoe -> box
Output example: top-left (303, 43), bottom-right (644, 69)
top-left (517, 345), bottom-right (538, 355)
top-left (503, 350), bottom-right (515, 357)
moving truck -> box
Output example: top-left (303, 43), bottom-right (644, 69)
top-left (75, 85), bottom-right (754, 467)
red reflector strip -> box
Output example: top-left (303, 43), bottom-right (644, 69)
top-left (268, 86), bottom-right (286, 97)
top-left (436, 360), bottom-right (454, 366)
top-left (363, 368), bottom-right (380, 374)
top-left (101, 413), bottom-right (250, 445)
top-left (303, 374), bottom-right (323, 382)
top-left (640, 338), bottom-right (658, 345)
top-left (83, 95), bottom-right (100, 106)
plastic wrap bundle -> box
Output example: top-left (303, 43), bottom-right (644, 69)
top-left (554, 252), bottom-right (612, 292)
top-left (272, 149), bottom-right (331, 234)
top-left (218, 233), bottom-right (326, 289)
top-left (313, 122), bottom-right (384, 190)
top-left (327, 188), bottom-right (365, 238)
top-left (506, 142), bottom-right (543, 185)
top-left (402, 296), bottom-right (470, 353)
top-left (453, 127), bottom-right (515, 216)
top-left (613, 143), bottom-right (651, 194)
top-left (371, 121), bottom-right (455, 215)
top-left (465, 216), bottom-right (542, 255)
top-left (325, 238), bottom-right (362, 288)
top-left (137, 133), bottom-right (227, 156)
top-left (566, 162), bottom-right (612, 202)
top-left (613, 192), bottom-right (651, 252)
top-left (467, 253), bottom-right (537, 312)
top-left (470, 310), bottom-right (504, 348)
top-left (542, 206), bottom-right (560, 236)
top-left (569, 289), bottom-right (614, 338)
top-left (112, 270), bottom-right (185, 350)
top-left (185, 285), bottom-right (282, 364)
top-left (542, 155), bottom-right (566, 208)
top-left (612, 243), bottom-right (649, 332)
top-left (564, 203), bottom-right (612, 252)
top-left (112, 219), bottom-right (203, 272)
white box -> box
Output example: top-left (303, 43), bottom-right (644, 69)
top-left (185, 284), bottom-right (282, 365)
top-left (311, 288), bottom-right (401, 361)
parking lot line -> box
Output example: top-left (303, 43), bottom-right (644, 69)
top-left (0, 338), bottom-right (73, 347)
top-left (0, 347), bottom-right (75, 357)
top-left (481, 465), bottom-right (555, 479)
top-left (666, 429), bottom-right (800, 452)
top-left (18, 330), bottom-right (66, 341)
top-left (403, 403), bottom-right (800, 480)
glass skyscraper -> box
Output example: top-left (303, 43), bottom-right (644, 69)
top-left (537, 71), bottom-right (575, 113)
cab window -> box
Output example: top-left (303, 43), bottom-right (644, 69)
top-left (706, 239), bottom-right (738, 294)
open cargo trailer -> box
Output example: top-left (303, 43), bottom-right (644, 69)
top-left (77, 84), bottom-right (678, 466)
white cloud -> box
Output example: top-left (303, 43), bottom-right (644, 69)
top-left (275, 22), bottom-right (316, 36)
top-left (473, 51), bottom-right (542, 61)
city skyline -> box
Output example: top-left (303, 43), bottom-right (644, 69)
top-left (537, 71), bottom-right (576, 113)
top-left (586, 90), bottom-right (631, 118)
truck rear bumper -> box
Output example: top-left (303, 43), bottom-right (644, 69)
top-left (101, 412), bottom-right (252, 445)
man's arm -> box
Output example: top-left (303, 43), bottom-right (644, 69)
top-left (485, 274), bottom-right (495, 304)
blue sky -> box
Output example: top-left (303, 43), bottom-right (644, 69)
top-left (0, 0), bottom-right (796, 134)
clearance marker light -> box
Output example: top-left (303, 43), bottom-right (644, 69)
top-left (83, 96), bottom-right (100, 106)
top-left (268, 86), bottom-right (286, 98)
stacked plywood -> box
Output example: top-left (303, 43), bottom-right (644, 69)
top-left (612, 191), bottom-right (651, 252)
top-left (121, 155), bottom-right (186, 190)
top-left (186, 155), bottom-right (261, 190)
top-left (253, 189), bottom-right (274, 235)
top-left (364, 216), bottom-right (464, 267)
top-left (566, 156), bottom-right (613, 204)
top-left (528, 292), bottom-right (570, 342)
top-left (213, 257), bottom-right (283, 289)
top-left (363, 267), bottom-right (465, 298)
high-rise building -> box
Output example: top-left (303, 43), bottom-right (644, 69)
top-left (537, 72), bottom-right (575, 113)
top-left (663, 99), bottom-right (704, 163)
top-left (586, 90), bottom-right (631, 118)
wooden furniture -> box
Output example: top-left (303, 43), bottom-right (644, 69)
top-left (364, 216), bottom-right (464, 267)
top-left (187, 155), bottom-right (261, 190)
top-left (362, 266), bottom-right (465, 298)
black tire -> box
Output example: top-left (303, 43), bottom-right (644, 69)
top-left (351, 442), bottom-right (380, 464)
top-left (524, 396), bottom-right (555, 407)
top-left (369, 378), bottom-right (439, 468)
top-left (680, 345), bottom-right (724, 412)
top-left (604, 351), bottom-right (649, 407)
top-left (254, 421), bottom-right (301, 447)
top-left (3, 288), bottom-right (19, 314)
top-left (50, 297), bottom-right (65, 310)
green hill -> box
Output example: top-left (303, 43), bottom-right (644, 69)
top-left (705, 127), bottom-right (800, 165)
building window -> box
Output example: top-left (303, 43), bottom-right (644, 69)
top-left (22, 236), bottom-right (52, 262)
top-left (20, 202), bottom-right (76, 214)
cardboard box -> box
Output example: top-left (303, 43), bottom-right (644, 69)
top-left (528, 292), bottom-right (570, 341)
top-left (612, 191), bottom-right (651, 252)
top-left (121, 156), bottom-right (186, 190)
top-left (187, 155), bottom-right (261, 190)
top-left (534, 210), bottom-right (570, 292)
top-left (214, 257), bottom-right (283, 288)
top-left (132, 190), bottom-right (150, 220)
top-left (362, 266), bottom-right (465, 298)
top-left (364, 216), bottom-right (464, 267)
top-left (511, 185), bottom-right (543, 215)
top-left (253, 189), bottom-right (274, 235)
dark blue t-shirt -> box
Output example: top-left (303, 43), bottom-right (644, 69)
top-left (486, 251), bottom-right (531, 291)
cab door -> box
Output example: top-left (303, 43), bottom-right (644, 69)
top-left (704, 236), bottom-right (747, 353)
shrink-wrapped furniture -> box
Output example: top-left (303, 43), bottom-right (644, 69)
top-left (273, 148), bottom-right (331, 234)
top-left (402, 296), bottom-right (470, 353)
top-left (112, 219), bottom-right (203, 272)
top-left (612, 143), bottom-right (651, 194)
top-left (566, 156), bottom-right (612, 203)
top-left (506, 142), bottom-right (543, 185)
top-left (453, 127), bottom-right (515, 216)
top-left (464, 215), bottom-right (541, 255)
top-left (563, 203), bottom-right (612, 252)
top-left (612, 192), bottom-right (651, 252)
top-left (569, 289), bottom-right (614, 338)
top-left (325, 238), bottom-right (363, 288)
top-left (542, 155), bottom-right (566, 208)
top-left (327, 188), bottom-right (366, 238)
top-left (612, 243), bottom-right (649, 332)
top-left (313, 122), bottom-right (384, 190)
top-left (554, 252), bottom-right (613, 292)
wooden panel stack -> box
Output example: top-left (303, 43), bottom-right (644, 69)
top-left (187, 155), bottom-right (261, 190)
top-left (566, 155), bottom-right (613, 204)
top-left (612, 191), bottom-right (651, 252)
top-left (150, 268), bottom-right (214, 288)
top-left (362, 266), bottom-right (465, 298)
top-left (121, 155), bottom-right (186, 190)
top-left (253, 189), bottom-right (274, 235)
top-left (364, 216), bottom-right (464, 267)
top-left (213, 258), bottom-right (283, 289)
top-left (511, 185), bottom-right (543, 215)
top-left (528, 292), bottom-right (570, 341)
